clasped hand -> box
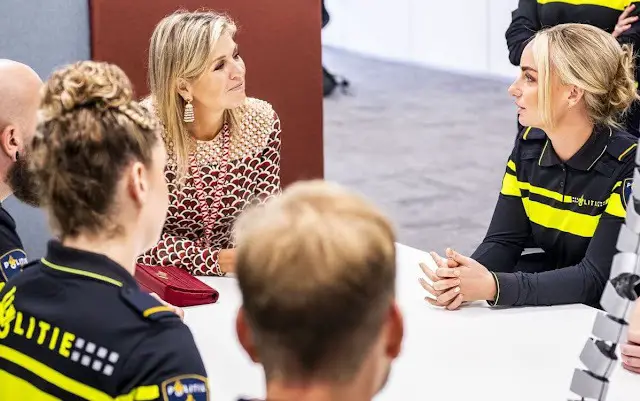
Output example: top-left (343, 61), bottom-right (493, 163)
top-left (418, 248), bottom-right (496, 310)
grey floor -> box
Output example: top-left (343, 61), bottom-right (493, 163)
top-left (6, 47), bottom-right (518, 260)
top-left (322, 47), bottom-right (516, 256)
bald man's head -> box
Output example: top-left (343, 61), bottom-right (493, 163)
top-left (0, 59), bottom-right (43, 205)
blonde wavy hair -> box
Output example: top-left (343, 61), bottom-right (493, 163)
top-left (148, 10), bottom-right (242, 179)
top-left (532, 23), bottom-right (640, 129)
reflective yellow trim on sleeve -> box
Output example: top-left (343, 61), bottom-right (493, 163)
top-left (489, 272), bottom-right (500, 307)
top-left (605, 192), bottom-right (626, 218)
top-left (0, 345), bottom-right (114, 401)
top-left (501, 172), bottom-right (522, 197)
top-left (116, 385), bottom-right (160, 401)
top-left (521, 198), bottom-right (601, 237)
top-left (41, 258), bottom-right (123, 287)
top-left (507, 160), bottom-right (516, 173)
top-left (619, 143), bottom-right (637, 161)
top-left (142, 306), bottom-right (174, 318)
top-left (536, 0), bottom-right (628, 11)
top-left (0, 282), bottom-right (4, 293)
top-left (0, 369), bottom-right (60, 400)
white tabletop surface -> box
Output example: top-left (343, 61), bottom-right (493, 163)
top-left (184, 243), bottom-right (640, 401)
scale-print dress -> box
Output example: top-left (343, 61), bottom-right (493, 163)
top-left (138, 98), bottom-right (281, 276)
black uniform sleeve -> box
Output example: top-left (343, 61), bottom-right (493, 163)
top-left (492, 162), bottom-right (634, 307)
top-left (471, 149), bottom-right (532, 273)
top-left (117, 323), bottom-right (208, 400)
top-left (505, 0), bottom-right (540, 66)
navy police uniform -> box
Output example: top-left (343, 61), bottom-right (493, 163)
top-left (472, 126), bottom-right (637, 307)
top-left (0, 203), bottom-right (27, 285)
top-left (0, 240), bottom-right (208, 400)
top-left (506, 0), bottom-right (640, 136)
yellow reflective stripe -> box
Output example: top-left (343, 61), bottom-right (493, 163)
top-left (0, 282), bottom-right (4, 293)
top-left (605, 192), bottom-right (626, 218)
top-left (41, 258), bottom-right (122, 287)
top-left (142, 306), bottom-right (173, 318)
top-left (619, 143), bottom-right (637, 161)
top-left (522, 198), bottom-right (601, 237)
top-left (500, 172), bottom-right (521, 197)
top-left (116, 385), bottom-right (160, 401)
top-left (507, 160), bottom-right (516, 173)
top-left (0, 345), bottom-right (114, 401)
top-left (518, 181), bottom-right (572, 203)
top-left (0, 369), bottom-right (60, 400)
top-left (522, 126), bottom-right (532, 140)
top-left (537, 0), bottom-right (629, 10)
top-left (489, 272), bottom-right (500, 307)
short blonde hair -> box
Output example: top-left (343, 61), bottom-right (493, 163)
top-left (234, 180), bottom-right (397, 381)
top-left (148, 10), bottom-right (242, 179)
top-left (532, 23), bottom-right (639, 129)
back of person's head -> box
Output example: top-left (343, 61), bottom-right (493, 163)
top-left (32, 61), bottom-right (168, 252)
top-left (531, 23), bottom-right (639, 128)
top-left (148, 9), bottom-right (241, 179)
top-left (234, 180), bottom-right (403, 396)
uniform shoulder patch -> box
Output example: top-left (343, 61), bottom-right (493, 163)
top-left (0, 249), bottom-right (27, 282)
top-left (623, 177), bottom-right (634, 209)
top-left (120, 287), bottom-right (179, 322)
top-left (161, 375), bottom-right (209, 401)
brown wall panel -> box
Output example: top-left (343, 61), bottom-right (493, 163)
top-left (90, 0), bottom-right (324, 186)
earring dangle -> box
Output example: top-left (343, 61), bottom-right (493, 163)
top-left (183, 100), bottom-right (195, 123)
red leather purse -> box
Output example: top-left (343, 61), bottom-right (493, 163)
top-left (134, 263), bottom-right (219, 307)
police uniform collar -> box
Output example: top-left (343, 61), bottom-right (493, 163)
top-left (539, 125), bottom-right (610, 170)
top-left (42, 240), bottom-right (138, 288)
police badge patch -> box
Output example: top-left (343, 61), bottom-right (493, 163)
top-left (622, 178), bottom-right (634, 209)
top-left (161, 375), bottom-right (209, 401)
top-left (0, 249), bottom-right (27, 282)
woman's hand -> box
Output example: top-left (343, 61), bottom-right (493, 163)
top-left (613, 4), bottom-right (638, 38)
top-left (419, 248), bottom-right (497, 310)
top-left (149, 292), bottom-right (184, 320)
top-left (418, 251), bottom-right (464, 310)
top-left (218, 248), bottom-right (236, 273)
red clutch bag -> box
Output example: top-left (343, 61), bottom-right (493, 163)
top-left (134, 264), bottom-right (219, 307)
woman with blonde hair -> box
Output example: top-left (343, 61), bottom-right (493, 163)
top-left (139, 10), bottom-right (282, 276)
top-left (420, 23), bottom-right (640, 310)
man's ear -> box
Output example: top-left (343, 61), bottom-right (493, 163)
top-left (385, 302), bottom-right (404, 360)
top-left (0, 125), bottom-right (19, 161)
top-left (176, 78), bottom-right (192, 102)
top-left (236, 307), bottom-right (260, 363)
top-left (127, 161), bottom-right (148, 208)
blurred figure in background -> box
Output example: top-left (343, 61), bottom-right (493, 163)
top-left (322, 0), bottom-right (349, 97)
top-left (140, 10), bottom-right (282, 276)
top-left (506, 0), bottom-right (640, 136)
top-left (234, 180), bottom-right (403, 401)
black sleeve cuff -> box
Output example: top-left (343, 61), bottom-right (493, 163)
top-left (488, 272), bottom-right (519, 306)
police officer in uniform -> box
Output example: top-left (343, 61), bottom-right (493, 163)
top-left (506, 0), bottom-right (640, 136)
top-left (0, 60), bottom-right (42, 286)
top-left (420, 24), bottom-right (640, 310)
top-left (0, 61), bottom-right (208, 400)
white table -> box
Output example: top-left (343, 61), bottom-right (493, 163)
top-left (184, 244), bottom-right (640, 401)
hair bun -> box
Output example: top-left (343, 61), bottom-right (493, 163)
top-left (40, 61), bottom-right (134, 123)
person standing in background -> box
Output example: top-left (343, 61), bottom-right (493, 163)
top-left (506, 0), bottom-right (640, 137)
top-left (139, 10), bottom-right (282, 276)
